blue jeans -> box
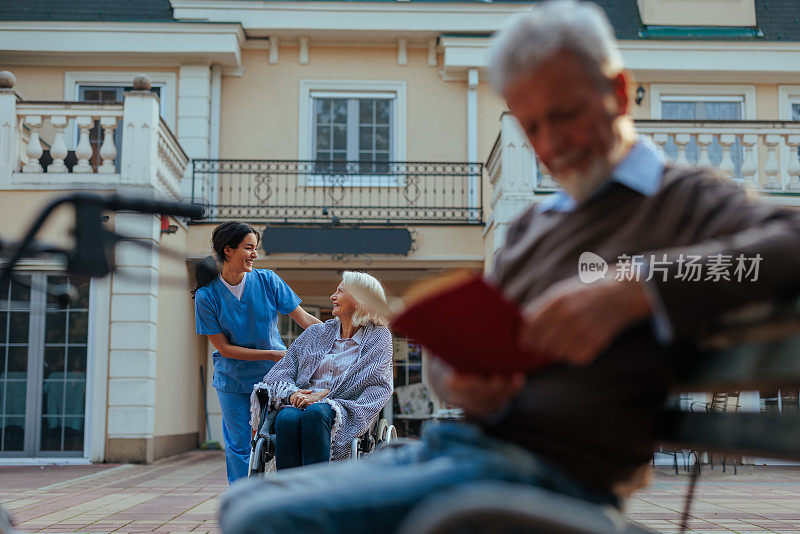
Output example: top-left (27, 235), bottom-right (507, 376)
top-left (220, 421), bottom-right (617, 534)
top-left (216, 389), bottom-right (253, 485)
top-left (273, 403), bottom-right (335, 469)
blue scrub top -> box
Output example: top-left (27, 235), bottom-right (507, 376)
top-left (194, 269), bottom-right (302, 393)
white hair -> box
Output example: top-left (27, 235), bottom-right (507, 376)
top-left (489, 0), bottom-right (624, 96)
top-left (341, 271), bottom-right (389, 327)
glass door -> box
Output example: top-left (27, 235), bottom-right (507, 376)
top-left (0, 274), bottom-right (90, 458)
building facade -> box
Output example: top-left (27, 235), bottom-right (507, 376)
top-left (0, 0), bottom-right (799, 463)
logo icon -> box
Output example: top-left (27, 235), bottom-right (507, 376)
top-left (578, 252), bottom-right (608, 284)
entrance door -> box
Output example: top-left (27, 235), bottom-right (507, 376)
top-left (0, 274), bottom-right (90, 458)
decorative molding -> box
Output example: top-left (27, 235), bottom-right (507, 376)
top-left (299, 36), bottom-right (309, 64)
top-left (428, 39), bottom-right (437, 67)
top-left (0, 22), bottom-right (244, 71)
top-left (269, 35), bottom-right (279, 64)
top-left (397, 38), bottom-right (408, 66)
top-left (171, 0), bottom-right (534, 33)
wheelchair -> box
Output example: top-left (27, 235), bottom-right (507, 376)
top-left (247, 390), bottom-right (398, 477)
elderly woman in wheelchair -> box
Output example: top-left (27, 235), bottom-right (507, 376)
top-left (250, 270), bottom-right (393, 471)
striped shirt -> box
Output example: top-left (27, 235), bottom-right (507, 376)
top-left (309, 326), bottom-right (365, 392)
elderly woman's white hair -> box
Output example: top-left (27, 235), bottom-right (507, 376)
top-left (341, 270), bottom-right (389, 327)
top-left (489, 0), bottom-right (624, 96)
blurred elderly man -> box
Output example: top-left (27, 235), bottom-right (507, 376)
top-left (220, 1), bottom-right (800, 532)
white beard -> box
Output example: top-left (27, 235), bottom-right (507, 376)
top-left (549, 152), bottom-right (613, 204)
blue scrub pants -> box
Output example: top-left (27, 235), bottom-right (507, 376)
top-left (216, 390), bottom-right (252, 485)
top-left (273, 403), bottom-right (335, 469)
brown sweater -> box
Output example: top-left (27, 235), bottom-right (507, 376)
top-left (485, 164), bottom-right (800, 493)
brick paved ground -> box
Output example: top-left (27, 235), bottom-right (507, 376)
top-left (629, 466), bottom-right (800, 533)
top-left (0, 451), bottom-right (225, 533)
top-left (2, 451), bottom-right (800, 533)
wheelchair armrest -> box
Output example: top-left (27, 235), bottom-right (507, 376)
top-left (398, 482), bottom-right (654, 534)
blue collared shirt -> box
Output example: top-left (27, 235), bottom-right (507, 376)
top-left (534, 138), bottom-right (674, 344)
top-left (536, 138), bottom-right (665, 213)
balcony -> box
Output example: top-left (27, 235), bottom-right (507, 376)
top-left (488, 114), bottom-right (800, 204)
top-left (0, 76), bottom-right (188, 200)
top-left (192, 159), bottom-right (483, 225)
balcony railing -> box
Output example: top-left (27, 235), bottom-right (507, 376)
top-left (488, 115), bottom-right (800, 199)
top-left (1, 88), bottom-right (188, 199)
top-left (192, 160), bottom-right (483, 225)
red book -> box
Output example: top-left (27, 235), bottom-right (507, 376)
top-left (390, 271), bottom-right (552, 375)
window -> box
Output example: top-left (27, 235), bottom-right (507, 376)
top-left (660, 98), bottom-right (745, 177)
top-left (0, 274), bottom-right (90, 457)
top-left (299, 80), bottom-right (407, 185)
top-left (78, 86), bottom-right (162, 171)
top-left (312, 96), bottom-right (393, 175)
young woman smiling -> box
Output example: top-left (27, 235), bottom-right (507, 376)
top-left (193, 221), bottom-right (320, 484)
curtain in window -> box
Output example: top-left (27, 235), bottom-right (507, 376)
top-left (662, 100), bottom-right (743, 177)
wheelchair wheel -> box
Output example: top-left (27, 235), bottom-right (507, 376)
top-left (248, 437), bottom-right (267, 478)
top-left (377, 419), bottom-right (398, 445)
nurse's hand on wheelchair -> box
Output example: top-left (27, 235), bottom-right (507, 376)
top-left (290, 388), bottom-right (329, 408)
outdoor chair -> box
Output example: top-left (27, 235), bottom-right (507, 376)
top-left (247, 390), bottom-right (397, 477)
top-left (397, 297), bottom-right (800, 534)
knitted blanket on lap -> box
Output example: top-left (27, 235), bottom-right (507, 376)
top-left (251, 318), bottom-right (393, 461)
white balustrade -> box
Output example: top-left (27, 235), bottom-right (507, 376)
top-left (696, 134), bottom-right (713, 168)
top-left (718, 134), bottom-right (737, 181)
top-left (0, 72), bottom-right (187, 202)
top-left (15, 102), bottom-right (124, 175)
top-left (637, 121), bottom-right (800, 194)
top-left (787, 135), bottom-right (800, 191)
top-left (73, 116), bottom-right (93, 173)
top-left (156, 118), bottom-right (189, 200)
top-left (98, 115), bottom-right (118, 174)
top-left (48, 115), bottom-right (68, 173)
top-left (674, 133), bottom-right (691, 167)
top-left (21, 115), bottom-right (43, 173)
top-left (763, 134), bottom-right (781, 190)
top-left (741, 134), bottom-right (759, 188)
top-left (488, 116), bottom-right (800, 210)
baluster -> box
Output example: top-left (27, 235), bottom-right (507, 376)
top-left (674, 133), bottom-right (691, 167)
top-left (763, 134), bottom-right (781, 190)
top-left (652, 133), bottom-right (669, 161)
top-left (740, 134), bottom-right (759, 188)
top-left (718, 134), bottom-right (737, 181)
top-left (97, 116), bottom-right (118, 174)
top-left (48, 115), bottom-right (68, 173)
top-left (22, 115), bottom-right (43, 173)
top-left (17, 118), bottom-right (27, 171)
top-left (696, 133), bottom-right (713, 169)
top-left (786, 135), bottom-right (800, 190)
top-left (73, 116), bottom-right (93, 173)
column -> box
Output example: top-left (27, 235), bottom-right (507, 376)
top-left (467, 68), bottom-right (479, 215)
top-left (0, 71), bottom-right (17, 185)
top-left (106, 213), bottom-right (161, 463)
top-left (178, 65), bottom-right (212, 201)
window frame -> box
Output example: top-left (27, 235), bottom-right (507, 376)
top-left (65, 71), bottom-right (176, 148)
top-left (778, 86), bottom-right (800, 121)
top-left (298, 80), bottom-right (407, 187)
top-left (649, 84), bottom-right (757, 120)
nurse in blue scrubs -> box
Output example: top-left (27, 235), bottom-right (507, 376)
top-left (193, 221), bottom-right (320, 484)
